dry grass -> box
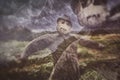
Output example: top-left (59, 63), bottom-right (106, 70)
top-left (0, 33), bottom-right (120, 80)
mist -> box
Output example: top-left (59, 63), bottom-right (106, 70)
top-left (0, 0), bottom-right (81, 32)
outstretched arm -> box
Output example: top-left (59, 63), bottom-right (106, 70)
top-left (16, 33), bottom-right (59, 61)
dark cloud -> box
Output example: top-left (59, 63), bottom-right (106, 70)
top-left (0, 0), bottom-right (81, 32)
top-left (107, 0), bottom-right (120, 10)
top-left (0, 0), bottom-right (120, 32)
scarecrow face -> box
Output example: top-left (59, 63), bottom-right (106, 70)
top-left (77, 4), bottom-right (110, 27)
top-left (71, 0), bottom-right (111, 27)
top-left (57, 19), bottom-right (72, 35)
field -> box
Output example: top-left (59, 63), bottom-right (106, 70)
top-left (0, 33), bottom-right (120, 80)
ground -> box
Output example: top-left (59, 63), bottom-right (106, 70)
top-left (0, 33), bottom-right (120, 80)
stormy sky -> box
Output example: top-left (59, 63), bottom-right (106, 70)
top-left (0, 0), bottom-right (120, 32)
